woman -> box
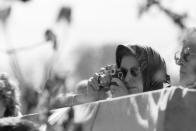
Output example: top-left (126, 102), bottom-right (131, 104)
top-left (58, 44), bottom-right (170, 106)
top-left (77, 44), bottom-right (170, 102)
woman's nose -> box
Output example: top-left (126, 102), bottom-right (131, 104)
top-left (124, 71), bottom-right (133, 82)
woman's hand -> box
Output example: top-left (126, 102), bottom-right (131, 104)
top-left (87, 73), bottom-right (108, 101)
top-left (110, 78), bottom-right (129, 98)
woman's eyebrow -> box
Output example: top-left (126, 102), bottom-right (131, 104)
top-left (120, 67), bottom-right (128, 70)
top-left (120, 66), bottom-right (139, 70)
top-left (131, 66), bottom-right (140, 69)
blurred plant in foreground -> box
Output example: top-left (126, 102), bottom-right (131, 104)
top-left (138, 0), bottom-right (188, 30)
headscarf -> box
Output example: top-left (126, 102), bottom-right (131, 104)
top-left (116, 44), bottom-right (170, 92)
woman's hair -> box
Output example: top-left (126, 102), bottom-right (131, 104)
top-left (140, 46), bottom-right (170, 91)
top-left (116, 44), bottom-right (170, 92)
top-left (116, 44), bottom-right (137, 68)
top-left (0, 73), bottom-right (21, 117)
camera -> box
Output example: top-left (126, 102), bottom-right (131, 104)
top-left (97, 65), bottom-right (124, 91)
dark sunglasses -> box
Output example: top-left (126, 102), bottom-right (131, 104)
top-left (175, 47), bottom-right (196, 65)
top-left (120, 67), bottom-right (141, 78)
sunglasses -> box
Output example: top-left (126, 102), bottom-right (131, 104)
top-left (120, 67), bottom-right (141, 78)
top-left (175, 47), bottom-right (196, 65)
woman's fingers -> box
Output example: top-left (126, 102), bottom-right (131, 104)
top-left (111, 78), bottom-right (123, 87)
top-left (110, 78), bottom-right (129, 98)
top-left (110, 85), bottom-right (118, 94)
top-left (88, 73), bottom-right (100, 90)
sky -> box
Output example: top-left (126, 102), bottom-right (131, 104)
top-left (0, 0), bottom-right (196, 87)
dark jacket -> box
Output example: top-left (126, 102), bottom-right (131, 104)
top-left (0, 73), bottom-right (21, 117)
top-left (0, 117), bottom-right (39, 131)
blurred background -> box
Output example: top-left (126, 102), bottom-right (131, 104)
top-left (0, 0), bottom-right (195, 114)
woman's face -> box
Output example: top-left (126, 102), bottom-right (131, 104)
top-left (0, 100), bottom-right (5, 118)
top-left (179, 43), bottom-right (196, 87)
top-left (120, 55), bottom-right (143, 93)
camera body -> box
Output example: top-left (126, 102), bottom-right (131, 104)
top-left (97, 65), bottom-right (124, 91)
